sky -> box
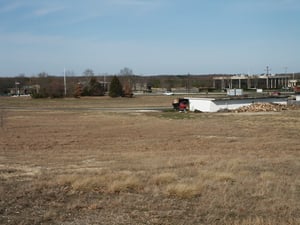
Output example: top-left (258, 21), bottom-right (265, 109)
top-left (0, 0), bottom-right (300, 76)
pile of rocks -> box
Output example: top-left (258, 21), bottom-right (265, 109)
top-left (232, 103), bottom-right (289, 113)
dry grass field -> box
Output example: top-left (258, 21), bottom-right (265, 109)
top-left (0, 96), bottom-right (300, 225)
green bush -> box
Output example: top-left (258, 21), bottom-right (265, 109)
top-left (109, 76), bottom-right (123, 98)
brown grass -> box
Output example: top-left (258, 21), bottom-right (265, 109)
top-left (151, 172), bottom-right (178, 185)
top-left (0, 96), bottom-right (300, 224)
top-left (165, 182), bottom-right (203, 198)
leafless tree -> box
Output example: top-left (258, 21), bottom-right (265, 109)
top-left (119, 67), bottom-right (133, 76)
top-left (119, 67), bottom-right (136, 91)
top-left (83, 69), bottom-right (94, 77)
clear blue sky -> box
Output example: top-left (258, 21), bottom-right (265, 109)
top-left (0, 0), bottom-right (299, 76)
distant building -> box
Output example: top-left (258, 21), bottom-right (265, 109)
top-left (9, 84), bottom-right (40, 96)
top-left (213, 75), bottom-right (290, 90)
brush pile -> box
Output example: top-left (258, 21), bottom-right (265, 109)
top-left (232, 103), bottom-right (290, 113)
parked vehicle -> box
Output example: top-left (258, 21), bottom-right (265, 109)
top-left (294, 86), bottom-right (300, 94)
top-left (172, 98), bottom-right (189, 111)
top-left (292, 80), bottom-right (300, 94)
top-left (164, 91), bottom-right (174, 96)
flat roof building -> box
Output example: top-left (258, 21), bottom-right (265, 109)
top-left (213, 75), bottom-right (290, 90)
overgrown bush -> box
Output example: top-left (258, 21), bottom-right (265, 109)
top-left (30, 78), bottom-right (64, 98)
top-left (31, 88), bottom-right (49, 98)
top-left (77, 77), bottom-right (105, 97)
top-left (87, 77), bottom-right (105, 96)
top-left (73, 83), bottom-right (83, 98)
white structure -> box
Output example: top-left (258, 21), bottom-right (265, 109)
top-left (186, 97), bottom-right (287, 112)
top-left (213, 75), bottom-right (290, 90)
top-left (227, 89), bottom-right (243, 96)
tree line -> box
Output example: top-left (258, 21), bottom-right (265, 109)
top-left (0, 68), bottom-right (218, 98)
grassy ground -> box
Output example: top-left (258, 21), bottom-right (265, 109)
top-left (0, 95), bottom-right (175, 108)
top-left (0, 96), bottom-right (300, 224)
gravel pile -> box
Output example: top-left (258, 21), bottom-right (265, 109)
top-left (232, 103), bottom-right (293, 113)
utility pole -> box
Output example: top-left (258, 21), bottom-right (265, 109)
top-left (284, 66), bottom-right (288, 76)
top-left (186, 73), bottom-right (190, 93)
top-left (264, 66), bottom-right (271, 89)
top-left (283, 67), bottom-right (288, 88)
top-left (265, 66), bottom-right (271, 76)
top-left (64, 68), bottom-right (67, 96)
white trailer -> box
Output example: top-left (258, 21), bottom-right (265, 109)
top-left (185, 97), bottom-right (287, 113)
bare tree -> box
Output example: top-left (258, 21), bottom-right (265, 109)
top-left (119, 67), bottom-right (136, 91)
top-left (83, 69), bottom-right (94, 77)
top-left (65, 70), bottom-right (75, 76)
top-left (38, 72), bottom-right (48, 78)
top-left (119, 67), bottom-right (133, 76)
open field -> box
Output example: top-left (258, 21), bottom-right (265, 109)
top-left (1, 96), bottom-right (300, 224)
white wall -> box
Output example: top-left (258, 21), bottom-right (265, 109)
top-left (188, 98), bottom-right (215, 112)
